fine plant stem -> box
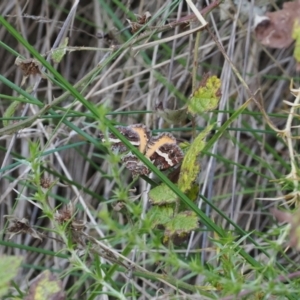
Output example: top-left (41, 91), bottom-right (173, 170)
top-left (282, 84), bottom-right (300, 200)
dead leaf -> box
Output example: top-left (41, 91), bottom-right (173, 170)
top-left (254, 1), bottom-right (300, 49)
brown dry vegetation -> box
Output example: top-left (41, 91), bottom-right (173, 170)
top-left (1, 0), bottom-right (300, 299)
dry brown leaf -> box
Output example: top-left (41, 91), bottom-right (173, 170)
top-left (254, 1), bottom-right (300, 49)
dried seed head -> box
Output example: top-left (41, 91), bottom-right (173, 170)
top-left (55, 206), bottom-right (73, 224)
top-left (15, 57), bottom-right (42, 77)
top-left (55, 203), bottom-right (86, 246)
top-left (136, 11), bottom-right (151, 24)
top-left (40, 177), bottom-right (51, 189)
top-left (5, 216), bottom-right (42, 241)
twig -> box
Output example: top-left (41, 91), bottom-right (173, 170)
top-left (0, 52), bottom-right (111, 136)
top-left (0, 0), bottom-right (80, 180)
top-left (117, 1), bottom-right (221, 51)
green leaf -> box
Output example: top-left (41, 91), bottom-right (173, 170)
top-left (3, 100), bottom-right (21, 127)
top-left (0, 255), bottom-right (22, 297)
top-left (51, 37), bottom-right (69, 63)
top-left (178, 124), bottom-right (213, 192)
top-left (147, 206), bottom-right (174, 228)
top-left (2, 86), bottom-right (36, 127)
top-left (164, 211), bottom-right (199, 243)
top-left (185, 184), bottom-right (199, 202)
top-left (24, 270), bottom-right (65, 300)
top-left (149, 183), bottom-right (178, 205)
top-left (292, 20), bottom-right (300, 64)
top-left (188, 75), bottom-right (221, 115)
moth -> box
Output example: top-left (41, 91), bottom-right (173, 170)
top-left (99, 124), bottom-right (184, 177)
